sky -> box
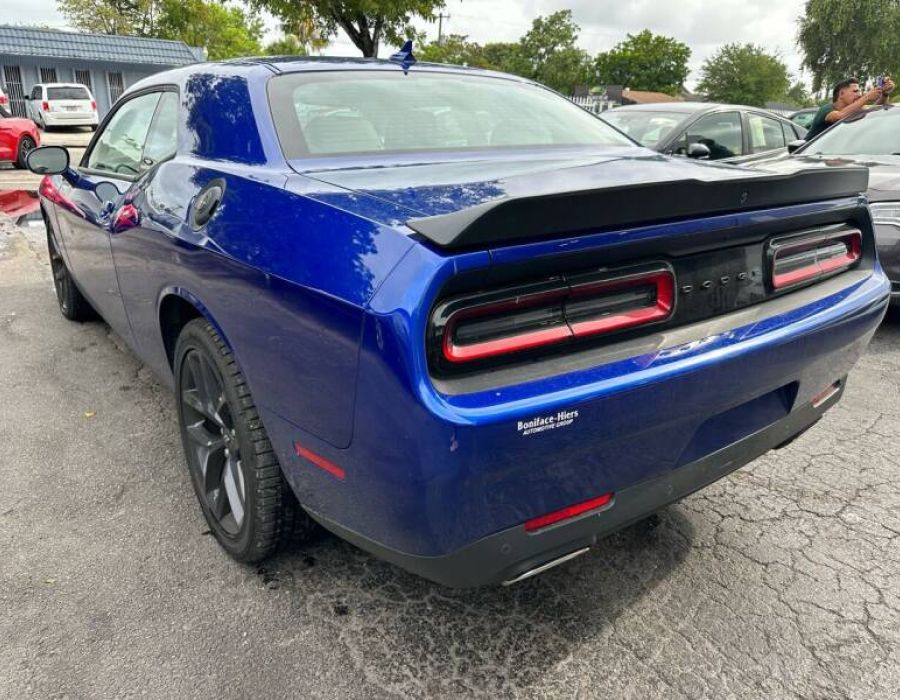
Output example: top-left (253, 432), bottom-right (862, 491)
top-left (2, 0), bottom-right (811, 89)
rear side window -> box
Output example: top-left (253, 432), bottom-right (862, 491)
top-left (86, 92), bottom-right (161, 175)
top-left (268, 71), bottom-right (633, 158)
top-left (142, 91), bottom-right (179, 165)
top-left (47, 86), bottom-right (90, 100)
top-left (747, 113), bottom-right (786, 153)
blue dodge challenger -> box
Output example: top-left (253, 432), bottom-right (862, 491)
top-left (26, 55), bottom-right (889, 587)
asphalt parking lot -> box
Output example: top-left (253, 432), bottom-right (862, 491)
top-left (2, 212), bottom-right (900, 699)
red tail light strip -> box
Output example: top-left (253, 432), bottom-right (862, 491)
top-left (568, 270), bottom-right (675, 337)
top-left (771, 229), bottom-right (862, 290)
top-left (524, 492), bottom-right (614, 533)
top-left (294, 441), bottom-right (346, 481)
top-left (441, 267), bottom-right (675, 364)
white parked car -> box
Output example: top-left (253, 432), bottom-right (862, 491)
top-left (27, 83), bottom-right (99, 130)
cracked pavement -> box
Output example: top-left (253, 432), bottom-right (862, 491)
top-left (2, 213), bottom-right (900, 699)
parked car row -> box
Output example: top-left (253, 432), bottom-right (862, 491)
top-left (599, 102), bottom-right (808, 164)
top-left (19, 55), bottom-right (888, 587)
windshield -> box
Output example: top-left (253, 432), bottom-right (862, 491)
top-left (802, 107), bottom-right (900, 156)
top-left (47, 86), bottom-right (90, 101)
top-left (268, 71), bottom-right (634, 158)
top-left (600, 110), bottom-right (684, 147)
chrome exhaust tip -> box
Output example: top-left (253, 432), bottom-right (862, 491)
top-left (501, 546), bottom-right (590, 586)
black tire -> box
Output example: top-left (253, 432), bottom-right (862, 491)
top-left (174, 319), bottom-right (316, 562)
top-left (15, 135), bottom-right (35, 169)
top-left (46, 224), bottom-right (95, 321)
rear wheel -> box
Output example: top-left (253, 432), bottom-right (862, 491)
top-left (174, 319), bottom-right (316, 562)
top-left (15, 136), bottom-right (35, 169)
top-left (46, 223), bottom-right (95, 321)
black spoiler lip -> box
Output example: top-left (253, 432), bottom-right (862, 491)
top-left (405, 167), bottom-right (869, 250)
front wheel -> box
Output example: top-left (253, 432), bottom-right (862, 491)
top-left (174, 319), bottom-right (317, 562)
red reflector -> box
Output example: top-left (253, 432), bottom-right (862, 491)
top-left (524, 492), bottom-right (614, 533)
top-left (811, 380), bottom-right (841, 408)
top-left (293, 441), bottom-right (345, 481)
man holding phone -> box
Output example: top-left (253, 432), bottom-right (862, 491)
top-left (804, 76), bottom-right (895, 140)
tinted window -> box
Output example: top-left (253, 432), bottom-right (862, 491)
top-left (30, 86), bottom-right (41, 100)
top-left (142, 92), bottom-right (179, 165)
top-left (86, 92), bottom-right (161, 175)
top-left (747, 113), bottom-right (786, 153)
top-left (47, 86), bottom-right (90, 101)
top-left (269, 71), bottom-right (633, 158)
top-left (676, 112), bottom-right (743, 159)
top-left (601, 110), bottom-right (684, 147)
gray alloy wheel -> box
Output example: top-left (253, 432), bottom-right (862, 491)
top-left (174, 319), bottom-right (317, 562)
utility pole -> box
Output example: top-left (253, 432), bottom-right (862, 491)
top-left (437, 13), bottom-right (450, 45)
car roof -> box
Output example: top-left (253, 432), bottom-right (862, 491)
top-left (37, 83), bottom-right (92, 89)
top-left (222, 55), bottom-right (531, 82)
top-left (608, 102), bottom-right (792, 118)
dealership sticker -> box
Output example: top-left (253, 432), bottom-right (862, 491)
top-left (517, 409), bottom-right (579, 437)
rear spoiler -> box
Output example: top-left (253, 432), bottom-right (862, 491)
top-left (405, 167), bottom-right (869, 250)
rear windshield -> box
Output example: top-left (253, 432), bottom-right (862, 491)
top-left (47, 86), bottom-right (90, 101)
top-left (600, 110), bottom-right (684, 147)
top-left (268, 70), bottom-right (634, 158)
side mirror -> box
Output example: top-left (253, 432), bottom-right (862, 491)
top-left (687, 142), bottom-right (711, 160)
top-left (94, 181), bottom-right (121, 206)
top-left (787, 140), bottom-right (806, 154)
top-left (25, 146), bottom-right (69, 175)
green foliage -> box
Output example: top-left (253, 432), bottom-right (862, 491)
top-left (785, 81), bottom-right (816, 108)
top-left (57, 0), bottom-right (159, 35)
top-left (418, 12), bottom-right (592, 94)
top-left (418, 34), bottom-right (491, 67)
top-left (251, 0), bottom-right (447, 57)
top-left (594, 30), bottom-right (690, 95)
top-left (157, 0), bottom-right (263, 59)
top-left (481, 42), bottom-right (531, 76)
top-left (518, 10), bottom-right (593, 93)
top-left (798, 0), bottom-right (900, 93)
top-left (697, 44), bottom-right (791, 107)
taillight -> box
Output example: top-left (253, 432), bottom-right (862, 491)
top-left (769, 229), bottom-right (862, 290)
top-left (90, 100), bottom-right (96, 111)
top-left (432, 264), bottom-right (675, 366)
top-left (42, 100), bottom-right (49, 112)
top-left (0, 94), bottom-right (8, 105)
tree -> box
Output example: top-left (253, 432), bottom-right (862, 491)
top-left (251, 0), bottom-right (446, 57)
top-left (418, 34), bottom-right (491, 68)
top-left (595, 30), bottom-right (690, 95)
top-left (57, 0), bottom-right (159, 35)
top-left (697, 44), bottom-right (791, 106)
top-left (798, 0), bottom-right (900, 93)
top-left (518, 10), bottom-right (593, 93)
top-left (785, 81), bottom-right (816, 107)
top-left (481, 42), bottom-right (531, 77)
top-left (157, 0), bottom-right (264, 59)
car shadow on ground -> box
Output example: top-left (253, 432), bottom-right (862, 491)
top-left (261, 508), bottom-right (694, 693)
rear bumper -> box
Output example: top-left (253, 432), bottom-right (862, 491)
top-left (42, 112), bottom-right (97, 126)
top-left (307, 381), bottom-right (840, 588)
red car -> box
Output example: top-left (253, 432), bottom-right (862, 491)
top-left (0, 113), bottom-right (40, 168)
